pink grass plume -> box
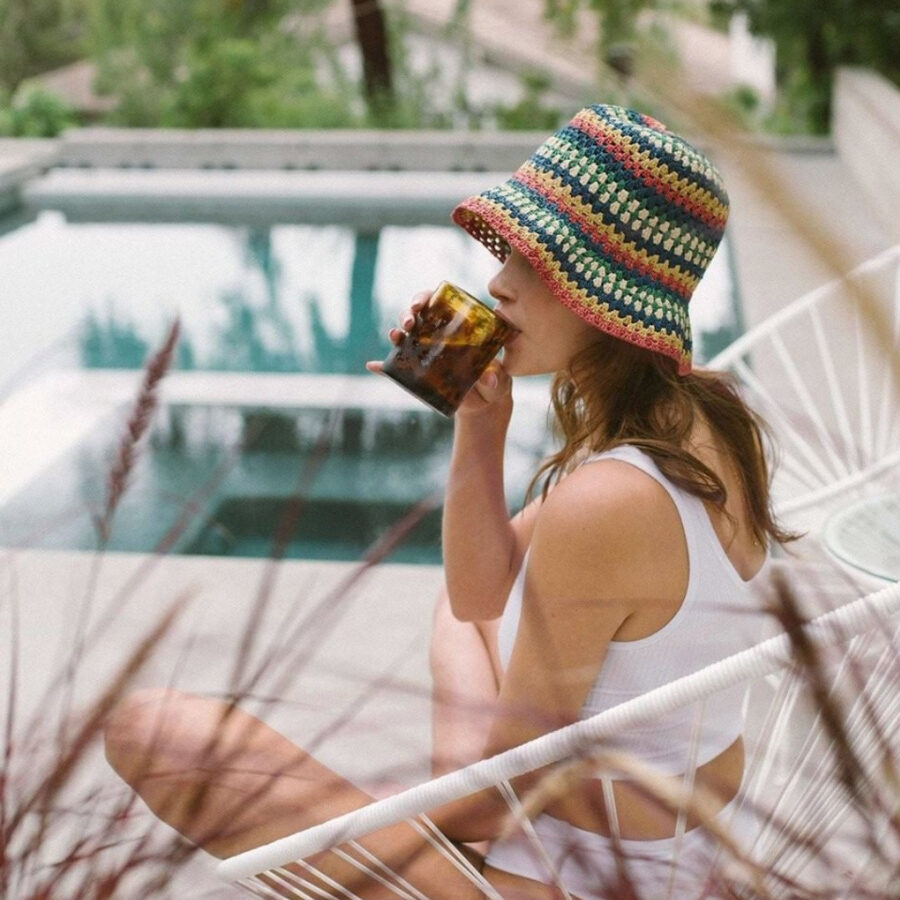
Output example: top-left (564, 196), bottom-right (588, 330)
top-left (95, 319), bottom-right (180, 544)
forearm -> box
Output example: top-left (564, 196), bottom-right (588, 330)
top-left (442, 416), bottom-right (518, 621)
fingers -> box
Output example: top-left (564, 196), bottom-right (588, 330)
top-left (466, 360), bottom-right (512, 406)
top-left (367, 289), bottom-right (434, 374)
top-left (480, 360), bottom-right (511, 395)
top-left (391, 291), bottom-right (432, 345)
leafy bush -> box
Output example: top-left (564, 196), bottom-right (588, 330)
top-left (87, 0), bottom-right (356, 129)
top-left (0, 84), bottom-right (77, 137)
top-left (0, 0), bottom-right (89, 95)
top-left (719, 83), bottom-right (764, 130)
top-left (493, 71), bottom-right (567, 131)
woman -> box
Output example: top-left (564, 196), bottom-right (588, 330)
top-left (105, 105), bottom-right (793, 899)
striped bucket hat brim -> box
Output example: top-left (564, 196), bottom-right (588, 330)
top-left (452, 105), bottom-right (730, 374)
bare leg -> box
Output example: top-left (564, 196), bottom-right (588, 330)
top-left (104, 687), bottom-right (489, 899)
top-left (104, 687), bottom-right (571, 899)
top-left (429, 589), bottom-right (503, 778)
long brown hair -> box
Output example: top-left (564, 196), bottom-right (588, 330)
top-left (528, 334), bottom-right (799, 548)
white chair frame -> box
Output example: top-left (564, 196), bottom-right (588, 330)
top-left (707, 245), bottom-right (900, 534)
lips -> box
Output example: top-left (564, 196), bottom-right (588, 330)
top-left (494, 310), bottom-right (521, 341)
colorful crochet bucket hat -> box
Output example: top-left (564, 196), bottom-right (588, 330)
top-left (452, 105), bottom-right (729, 374)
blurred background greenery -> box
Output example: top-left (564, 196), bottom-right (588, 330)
top-left (0, 0), bottom-right (896, 136)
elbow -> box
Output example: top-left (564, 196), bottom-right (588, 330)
top-left (443, 574), bottom-right (507, 623)
top-left (447, 601), bottom-right (483, 623)
top-left (446, 594), bottom-right (502, 623)
top-left (432, 591), bottom-right (496, 636)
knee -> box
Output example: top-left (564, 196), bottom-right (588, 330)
top-left (103, 687), bottom-right (188, 786)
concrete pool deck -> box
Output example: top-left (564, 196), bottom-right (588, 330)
top-left (1, 546), bottom-right (444, 896)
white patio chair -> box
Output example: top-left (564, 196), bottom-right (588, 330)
top-left (707, 244), bottom-right (900, 542)
top-left (217, 579), bottom-right (900, 899)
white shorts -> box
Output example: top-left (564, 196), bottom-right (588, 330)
top-left (485, 797), bottom-right (758, 900)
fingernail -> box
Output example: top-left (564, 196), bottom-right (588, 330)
top-left (403, 316), bottom-right (414, 329)
top-left (484, 372), bottom-right (498, 389)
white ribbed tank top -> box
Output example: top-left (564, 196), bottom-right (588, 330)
top-left (498, 444), bottom-right (770, 775)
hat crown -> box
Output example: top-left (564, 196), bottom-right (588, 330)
top-left (453, 104), bottom-right (730, 374)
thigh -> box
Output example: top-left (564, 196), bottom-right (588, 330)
top-left (105, 687), bottom-right (372, 858)
top-left (431, 591), bottom-right (504, 777)
top-left (107, 690), bottom-right (499, 899)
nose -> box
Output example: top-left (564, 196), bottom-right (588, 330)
top-left (488, 257), bottom-right (516, 305)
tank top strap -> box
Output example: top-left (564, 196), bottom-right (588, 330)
top-left (579, 445), bottom-right (712, 560)
top-left (581, 444), bottom-right (709, 538)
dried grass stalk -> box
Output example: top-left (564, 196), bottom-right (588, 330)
top-left (95, 319), bottom-right (180, 544)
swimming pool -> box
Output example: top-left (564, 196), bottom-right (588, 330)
top-left (0, 212), bottom-right (506, 384)
top-left (0, 210), bottom-right (740, 563)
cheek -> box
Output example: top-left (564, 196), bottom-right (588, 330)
top-left (517, 333), bottom-right (577, 376)
top-left (552, 314), bottom-right (596, 360)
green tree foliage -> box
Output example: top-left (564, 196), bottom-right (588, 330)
top-left (494, 71), bottom-right (567, 131)
top-left (712, 0), bottom-right (899, 133)
top-left (86, 0), bottom-right (356, 127)
top-left (0, 86), bottom-right (78, 137)
top-left (544, 0), bottom-right (655, 67)
top-left (0, 0), bottom-right (88, 94)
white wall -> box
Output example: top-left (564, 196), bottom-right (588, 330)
top-left (833, 68), bottom-right (900, 244)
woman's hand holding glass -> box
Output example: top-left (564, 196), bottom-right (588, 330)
top-left (366, 290), bottom-right (514, 424)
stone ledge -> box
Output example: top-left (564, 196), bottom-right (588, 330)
top-left (0, 138), bottom-right (61, 215)
top-left (21, 166), bottom-right (507, 226)
top-left (56, 127), bottom-right (548, 172)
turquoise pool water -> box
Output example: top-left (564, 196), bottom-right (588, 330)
top-left (0, 212), bottom-right (529, 563)
top-left (0, 211), bottom-right (739, 564)
top-left (0, 212), bottom-right (500, 386)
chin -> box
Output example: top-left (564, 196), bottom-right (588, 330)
top-left (501, 344), bottom-right (557, 377)
top-left (500, 353), bottom-right (527, 377)
top-left (505, 360), bottom-right (553, 378)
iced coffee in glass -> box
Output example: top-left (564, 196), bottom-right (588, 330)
top-left (381, 282), bottom-right (518, 416)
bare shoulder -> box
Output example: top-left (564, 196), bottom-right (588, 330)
top-left (527, 459), bottom-right (683, 601)
top-left (536, 458), bottom-right (672, 536)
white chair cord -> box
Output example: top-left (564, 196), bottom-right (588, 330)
top-left (410, 816), bottom-right (505, 900)
top-left (495, 780), bottom-right (574, 900)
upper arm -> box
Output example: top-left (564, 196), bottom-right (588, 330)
top-left (450, 495), bottom-right (543, 623)
top-left (507, 494), bottom-right (542, 571)
top-left (484, 463), bottom-right (655, 754)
